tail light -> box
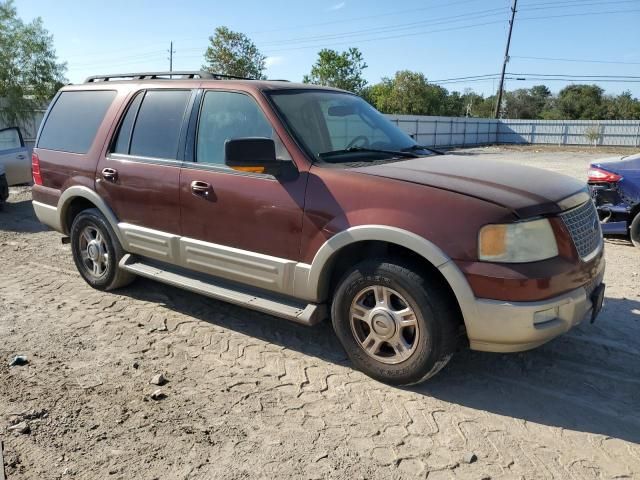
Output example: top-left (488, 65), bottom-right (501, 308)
top-left (588, 167), bottom-right (622, 183)
top-left (32, 152), bottom-right (43, 185)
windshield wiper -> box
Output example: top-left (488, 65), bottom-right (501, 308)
top-left (401, 145), bottom-right (445, 155)
top-left (318, 147), bottom-right (419, 160)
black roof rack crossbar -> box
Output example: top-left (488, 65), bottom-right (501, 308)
top-left (84, 71), bottom-right (254, 83)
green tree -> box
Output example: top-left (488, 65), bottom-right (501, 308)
top-left (554, 84), bottom-right (606, 120)
top-left (303, 48), bottom-right (368, 94)
top-left (202, 26), bottom-right (266, 79)
top-left (366, 70), bottom-right (448, 115)
top-left (603, 91), bottom-right (640, 120)
top-left (443, 91), bottom-right (465, 117)
top-left (0, 0), bottom-right (66, 123)
top-left (503, 85), bottom-right (551, 119)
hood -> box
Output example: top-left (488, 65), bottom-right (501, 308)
top-left (592, 152), bottom-right (640, 175)
top-left (353, 154), bottom-right (587, 218)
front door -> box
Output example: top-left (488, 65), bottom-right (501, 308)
top-left (179, 90), bottom-right (307, 292)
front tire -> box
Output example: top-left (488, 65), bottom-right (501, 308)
top-left (331, 259), bottom-right (459, 386)
top-left (70, 208), bottom-right (135, 291)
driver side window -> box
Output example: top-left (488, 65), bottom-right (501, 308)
top-left (319, 98), bottom-right (391, 150)
top-left (196, 91), bottom-right (291, 166)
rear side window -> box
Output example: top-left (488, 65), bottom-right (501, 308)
top-left (38, 90), bottom-right (116, 153)
top-left (129, 90), bottom-right (191, 159)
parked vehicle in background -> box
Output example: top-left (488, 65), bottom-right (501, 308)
top-left (0, 127), bottom-right (31, 184)
top-left (31, 71), bottom-right (605, 385)
top-left (0, 126), bottom-right (31, 209)
top-left (588, 153), bottom-right (640, 248)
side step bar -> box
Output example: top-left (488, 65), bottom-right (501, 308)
top-left (119, 254), bottom-right (325, 326)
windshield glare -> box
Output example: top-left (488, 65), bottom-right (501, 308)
top-left (269, 90), bottom-right (418, 160)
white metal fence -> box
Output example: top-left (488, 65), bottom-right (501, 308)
top-left (387, 114), bottom-right (640, 148)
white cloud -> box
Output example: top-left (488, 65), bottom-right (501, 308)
top-left (265, 56), bottom-right (285, 68)
top-left (328, 2), bottom-right (345, 11)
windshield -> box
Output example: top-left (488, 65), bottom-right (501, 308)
top-left (268, 90), bottom-right (421, 162)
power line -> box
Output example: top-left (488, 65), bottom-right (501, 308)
top-left (60, 0), bottom-right (487, 61)
top-left (256, 8), bottom-right (640, 55)
top-left (520, 0), bottom-right (640, 11)
top-left (62, 5), bottom-right (640, 65)
top-left (509, 73), bottom-right (640, 79)
top-left (511, 55), bottom-right (640, 65)
top-left (521, 0), bottom-right (635, 7)
top-left (519, 7), bottom-right (640, 21)
top-left (255, 7), bottom-right (508, 47)
top-left (430, 74), bottom-right (502, 82)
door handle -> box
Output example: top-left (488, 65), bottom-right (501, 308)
top-left (102, 167), bottom-right (118, 182)
top-left (16, 154), bottom-right (26, 160)
top-left (190, 180), bottom-right (211, 196)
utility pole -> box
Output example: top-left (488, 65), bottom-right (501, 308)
top-left (494, 0), bottom-right (517, 118)
top-left (168, 41), bottom-right (175, 73)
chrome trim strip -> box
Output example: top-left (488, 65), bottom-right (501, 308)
top-left (557, 189), bottom-right (591, 211)
top-left (581, 237), bottom-right (604, 263)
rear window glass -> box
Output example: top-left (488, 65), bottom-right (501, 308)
top-left (129, 90), bottom-right (190, 159)
top-left (38, 90), bottom-right (116, 153)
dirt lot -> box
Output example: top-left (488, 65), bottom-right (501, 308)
top-left (1, 147), bottom-right (639, 479)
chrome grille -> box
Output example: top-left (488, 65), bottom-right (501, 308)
top-left (559, 200), bottom-right (602, 260)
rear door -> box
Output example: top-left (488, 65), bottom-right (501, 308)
top-left (0, 127), bottom-right (30, 185)
top-left (96, 89), bottom-right (194, 242)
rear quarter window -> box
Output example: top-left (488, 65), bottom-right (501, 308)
top-left (37, 90), bottom-right (116, 154)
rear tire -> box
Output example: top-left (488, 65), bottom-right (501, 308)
top-left (630, 213), bottom-right (640, 248)
top-left (70, 208), bottom-right (135, 290)
top-left (331, 259), bottom-right (459, 386)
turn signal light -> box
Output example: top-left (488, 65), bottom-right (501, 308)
top-left (32, 152), bottom-right (43, 185)
top-left (588, 167), bottom-right (622, 183)
top-left (478, 224), bottom-right (507, 257)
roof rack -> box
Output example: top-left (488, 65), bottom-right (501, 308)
top-left (84, 71), bottom-right (253, 83)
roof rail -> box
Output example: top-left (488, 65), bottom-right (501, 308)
top-left (84, 71), bottom-right (254, 83)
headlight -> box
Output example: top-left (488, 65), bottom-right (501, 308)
top-left (478, 218), bottom-right (558, 263)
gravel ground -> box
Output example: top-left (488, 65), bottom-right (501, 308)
top-left (1, 146), bottom-right (639, 479)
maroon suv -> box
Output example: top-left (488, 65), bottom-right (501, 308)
top-left (32, 71), bottom-right (605, 385)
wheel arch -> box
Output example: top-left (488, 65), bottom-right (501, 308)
top-left (58, 186), bottom-right (125, 245)
top-left (298, 226), bottom-right (478, 327)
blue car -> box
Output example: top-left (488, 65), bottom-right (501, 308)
top-left (588, 153), bottom-right (640, 248)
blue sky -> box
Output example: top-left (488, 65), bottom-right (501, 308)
top-left (14, 0), bottom-right (640, 96)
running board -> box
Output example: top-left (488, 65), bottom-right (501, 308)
top-left (119, 254), bottom-right (325, 326)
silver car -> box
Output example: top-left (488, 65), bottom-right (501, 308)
top-left (0, 127), bottom-right (31, 208)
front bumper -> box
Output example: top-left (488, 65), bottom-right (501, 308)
top-left (466, 264), bottom-right (605, 353)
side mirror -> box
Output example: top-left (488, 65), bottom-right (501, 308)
top-left (224, 137), bottom-right (279, 174)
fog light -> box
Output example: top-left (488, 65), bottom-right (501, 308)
top-left (534, 307), bottom-right (559, 326)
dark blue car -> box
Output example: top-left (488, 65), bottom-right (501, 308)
top-left (588, 153), bottom-right (640, 248)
